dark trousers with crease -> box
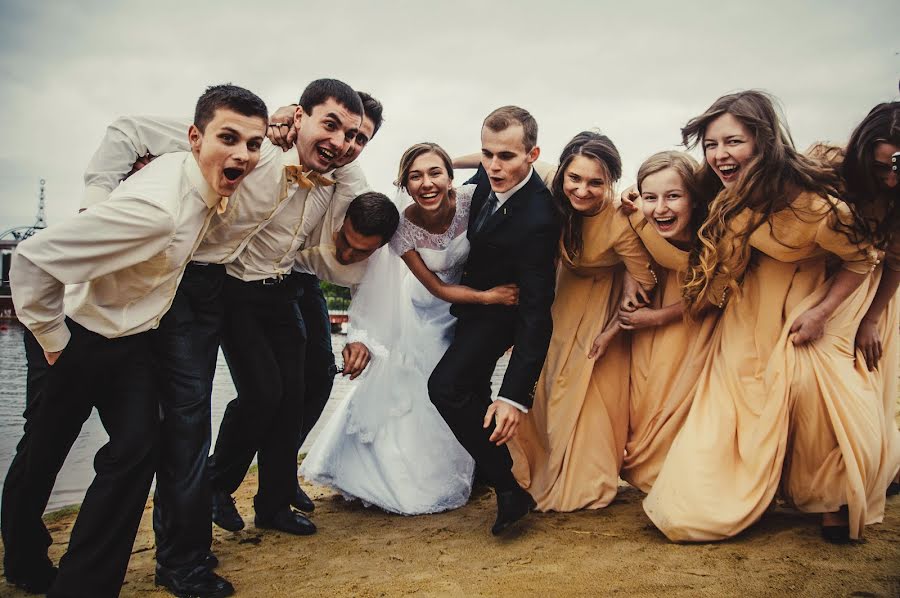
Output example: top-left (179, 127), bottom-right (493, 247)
top-left (1, 320), bottom-right (159, 598)
top-left (208, 275), bottom-right (307, 517)
top-left (152, 263), bottom-right (224, 570)
top-left (293, 273), bottom-right (336, 449)
top-left (428, 314), bottom-right (519, 492)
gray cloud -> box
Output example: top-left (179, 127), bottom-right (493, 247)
top-left (0, 0), bottom-right (896, 230)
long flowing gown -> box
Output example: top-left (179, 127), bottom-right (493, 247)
top-left (644, 192), bottom-right (885, 541)
top-left (620, 213), bottom-right (720, 493)
top-left (299, 186), bottom-right (476, 515)
top-left (509, 205), bottom-right (656, 511)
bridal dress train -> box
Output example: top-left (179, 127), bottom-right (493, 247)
top-left (299, 186), bottom-right (476, 515)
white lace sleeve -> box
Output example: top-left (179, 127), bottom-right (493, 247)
top-left (389, 215), bottom-right (418, 256)
top-left (455, 184), bottom-right (476, 222)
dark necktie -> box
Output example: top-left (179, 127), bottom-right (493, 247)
top-left (472, 191), bottom-right (498, 234)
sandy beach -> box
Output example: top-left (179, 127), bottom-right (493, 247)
top-left (2, 472), bottom-right (897, 597)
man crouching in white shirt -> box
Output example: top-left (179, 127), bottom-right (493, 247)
top-left (1, 85), bottom-right (267, 598)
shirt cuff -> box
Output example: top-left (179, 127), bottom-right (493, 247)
top-left (494, 396), bottom-right (529, 414)
top-left (80, 185), bottom-right (111, 210)
top-left (35, 322), bottom-right (72, 354)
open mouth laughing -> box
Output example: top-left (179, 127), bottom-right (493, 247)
top-left (717, 163), bottom-right (739, 183)
top-left (654, 215), bottom-right (678, 232)
top-left (223, 167), bottom-right (245, 184)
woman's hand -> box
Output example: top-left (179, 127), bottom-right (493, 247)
top-left (855, 317), bottom-right (882, 371)
top-left (789, 307), bottom-right (827, 345)
top-left (617, 307), bottom-right (660, 330)
top-left (481, 284), bottom-right (519, 306)
top-left (267, 105), bottom-right (298, 151)
top-left (618, 186), bottom-right (639, 215)
top-left (621, 272), bottom-right (650, 311)
top-left (588, 322), bottom-right (619, 360)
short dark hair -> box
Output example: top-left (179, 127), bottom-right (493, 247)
top-left (483, 105), bottom-right (538, 150)
top-left (358, 91), bottom-right (385, 136)
top-left (346, 191), bottom-right (400, 244)
top-left (194, 84), bottom-right (268, 133)
top-left (298, 79), bottom-right (363, 118)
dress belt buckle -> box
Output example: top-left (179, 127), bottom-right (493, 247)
top-left (262, 276), bottom-right (283, 286)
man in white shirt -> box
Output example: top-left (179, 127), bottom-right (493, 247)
top-left (2, 85), bottom-right (268, 598)
top-left (78, 79), bottom-right (367, 592)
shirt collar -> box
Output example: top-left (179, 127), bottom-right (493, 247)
top-left (185, 154), bottom-right (222, 209)
top-left (495, 167), bottom-right (534, 206)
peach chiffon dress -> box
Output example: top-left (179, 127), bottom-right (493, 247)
top-left (644, 192), bottom-right (884, 541)
top-left (620, 214), bottom-right (720, 493)
top-left (509, 205), bottom-right (656, 511)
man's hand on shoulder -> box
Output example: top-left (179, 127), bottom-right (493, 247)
top-left (484, 400), bottom-right (522, 446)
top-left (341, 341), bottom-right (370, 380)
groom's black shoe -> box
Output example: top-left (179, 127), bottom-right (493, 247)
top-left (212, 491), bottom-right (245, 532)
top-left (255, 507), bottom-right (317, 536)
top-left (492, 486), bottom-right (536, 536)
top-left (4, 565), bottom-right (57, 594)
top-left (291, 482), bottom-right (315, 512)
top-left (155, 563), bottom-right (234, 598)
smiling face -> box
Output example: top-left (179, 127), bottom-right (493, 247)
top-left (333, 217), bottom-right (384, 265)
top-left (293, 97), bottom-right (362, 173)
top-left (481, 124), bottom-right (539, 193)
top-left (640, 167), bottom-right (694, 244)
top-left (334, 115), bottom-right (376, 169)
top-left (872, 141), bottom-right (900, 191)
top-left (188, 107), bottom-right (266, 197)
top-left (702, 112), bottom-right (757, 188)
top-left (561, 155), bottom-right (609, 215)
top-left (405, 151), bottom-right (453, 213)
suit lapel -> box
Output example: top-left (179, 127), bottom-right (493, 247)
top-left (475, 170), bottom-right (539, 238)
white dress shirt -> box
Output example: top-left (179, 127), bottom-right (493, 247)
top-left (13, 152), bottom-right (221, 352)
top-left (81, 115), bottom-right (369, 280)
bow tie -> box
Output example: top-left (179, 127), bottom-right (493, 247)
top-left (216, 197), bottom-right (229, 215)
top-left (284, 165), bottom-right (335, 190)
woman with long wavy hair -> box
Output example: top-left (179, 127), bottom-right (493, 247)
top-left (508, 131), bottom-right (657, 511)
top-left (643, 90), bottom-right (884, 543)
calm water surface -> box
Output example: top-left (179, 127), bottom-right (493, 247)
top-left (0, 321), bottom-right (356, 512)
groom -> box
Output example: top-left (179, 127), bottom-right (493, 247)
top-left (428, 106), bottom-right (559, 535)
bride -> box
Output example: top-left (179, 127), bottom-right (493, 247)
top-left (300, 142), bottom-right (518, 514)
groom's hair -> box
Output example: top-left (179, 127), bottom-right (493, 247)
top-left (298, 79), bottom-right (363, 117)
top-left (194, 84), bottom-right (268, 133)
top-left (346, 192), bottom-right (400, 244)
top-left (483, 105), bottom-right (538, 150)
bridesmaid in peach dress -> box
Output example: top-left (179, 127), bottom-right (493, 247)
top-left (644, 90), bottom-right (883, 543)
top-left (509, 131), bottom-right (656, 511)
top-left (618, 151), bottom-right (721, 493)
top-left (838, 103), bottom-right (900, 505)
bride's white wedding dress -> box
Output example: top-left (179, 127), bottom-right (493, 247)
top-left (299, 185), bottom-right (476, 514)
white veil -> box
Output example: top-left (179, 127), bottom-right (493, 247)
top-left (343, 188), bottom-right (420, 442)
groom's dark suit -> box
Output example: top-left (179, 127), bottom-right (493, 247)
top-left (428, 165), bottom-right (559, 491)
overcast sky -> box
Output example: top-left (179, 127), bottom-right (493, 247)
top-left (0, 0), bottom-right (897, 233)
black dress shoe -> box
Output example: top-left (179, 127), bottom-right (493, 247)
top-left (255, 508), bottom-right (317, 536)
top-left (492, 486), bottom-right (536, 536)
top-left (5, 565), bottom-right (58, 594)
top-left (291, 482), bottom-right (315, 512)
top-left (155, 564), bottom-right (234, 598)
top-left (204, 552), bottom-right (219, 570)
top-left (212, 491), bottom-right (245, 532)
top-left (887, 481), bottom-right (900, 497)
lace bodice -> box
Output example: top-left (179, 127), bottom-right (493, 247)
top-left (389, 184), bottom-right (475, 255)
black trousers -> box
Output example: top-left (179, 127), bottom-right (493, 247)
top-left (208, 275), bottom-right (307, 517)
top-left (293, 273), bottom-right (336, 448)
top-left (428, 314), bottom-right (519, 492)
top-left (1, 320), bottom-right (159, 598)
top-left (152, 263), bottom-right (224, 570)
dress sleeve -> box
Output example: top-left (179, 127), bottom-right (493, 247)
top-left (613, 214), bottom-right (657, 289)
top-left (388, 215), bottom-right (419, 256)
top-left (815, 201), bottom-right (878, 275)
